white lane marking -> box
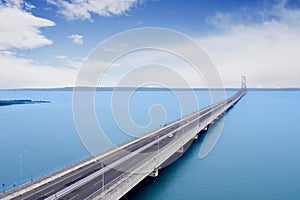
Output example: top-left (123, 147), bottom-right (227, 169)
top-left (93, 179), bottom-right (103, 186)
top-left (43, 189), bottom-right (55, 196)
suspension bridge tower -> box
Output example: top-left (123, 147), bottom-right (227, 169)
top-left (241, 76), bottom-right (247, 91)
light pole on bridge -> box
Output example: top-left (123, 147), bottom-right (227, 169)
top-left (155, 136), bottom-right (159, 166)
top-left (96, 160), bottom-right (105, 199)
top-left (19, 150), bottom-right (27, 183)
top-left (101, 162), bottom-right (104, 200)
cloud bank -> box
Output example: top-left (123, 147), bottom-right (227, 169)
top-left (200, 0), bottom-right (300, 88)
top-left (0, 1), bottom-right (76, 89)
top-left (47, 0), bottom-right (141, 20)
top-left (0, 4), bottom-right (55, 50)
top-left (1, 0), bottom-right (299, 89)
top-left (0, 51), bottom-right (77, 89)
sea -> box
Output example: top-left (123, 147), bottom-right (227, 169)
top-left (0, 89), bottom-right (300, 199)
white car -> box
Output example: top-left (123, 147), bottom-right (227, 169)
top-left (167, 133), bottom-right (173, 138)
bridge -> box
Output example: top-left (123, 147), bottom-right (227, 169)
top-left (0, 77), bottom-right (246, 200)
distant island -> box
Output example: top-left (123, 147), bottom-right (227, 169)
top-left (0, 100), bottom-right (50, 107)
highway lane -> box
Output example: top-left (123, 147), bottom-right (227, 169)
top-left (57, 123), bottom-right (187, 199)
top-left (12, 112), bottom-right (185, 199)
top-left (56, 107), bottom-right (223, 200)
top-left (13, 121), bottom-right (183, 199)
top-left (13, 162), bottom-right (104, 200)
top-left (9, 91), bottom-right (244, 200)
top-left (62, 137), bottom-right (179, 199)
top-left (59, 168), bottom-right (127, 200)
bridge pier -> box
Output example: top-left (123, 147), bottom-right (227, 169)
top-left (176, 146), bottom-right (184, 153)
top-left (149, 168), bottom-right (159, 177)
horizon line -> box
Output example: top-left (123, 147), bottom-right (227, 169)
top-left (0, 86), bottom-right (300, 91)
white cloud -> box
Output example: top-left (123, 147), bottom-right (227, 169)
top-left (3, 0), bottom-right (36, 10)
top-left (0, 51), bottom-right (77, 89)
top-left (24, 1), bottom-right (35, 10)
top-left (0, 1), bottom-right (68, 89)
top-left (2, 0), bottom-right (23, 9)
top-left (47, 0), bottom-right (140, 20)
top-left (204, 1), bottom-right (297, 29)
top-left (200, 1), bottom-right (300, 88)
top-left (0, 4), bottom-right (55, 50)
top-left (78, 45), bottom-right (211, 88)
top-left (68, 34), bottom-right (83, 45)
top-left (56, 54), bottom-right (83, 69)
top-left (56, 55), bottom-right (68, 60)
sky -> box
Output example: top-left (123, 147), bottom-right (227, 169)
top-left (0, 0), bottom-right (300, 89)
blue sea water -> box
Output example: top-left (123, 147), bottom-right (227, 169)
top-left (0, 89), bottom-right (300, 199)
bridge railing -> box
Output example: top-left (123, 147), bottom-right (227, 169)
top-left (85, 153), bottom-right (157, 199)
top-left (86, 113), bottom-right (212, 199)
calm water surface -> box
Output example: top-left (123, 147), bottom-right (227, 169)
top-left (0, 89), bottom-right (300, 199)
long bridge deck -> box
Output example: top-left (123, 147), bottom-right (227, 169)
top-left (0, 88), bottom-right (246, 200)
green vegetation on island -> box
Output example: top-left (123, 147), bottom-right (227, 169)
top-left (0, 100), bottom-right (50, 107)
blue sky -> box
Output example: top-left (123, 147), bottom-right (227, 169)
top-left (0, 0), bottom-right (300, 88)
